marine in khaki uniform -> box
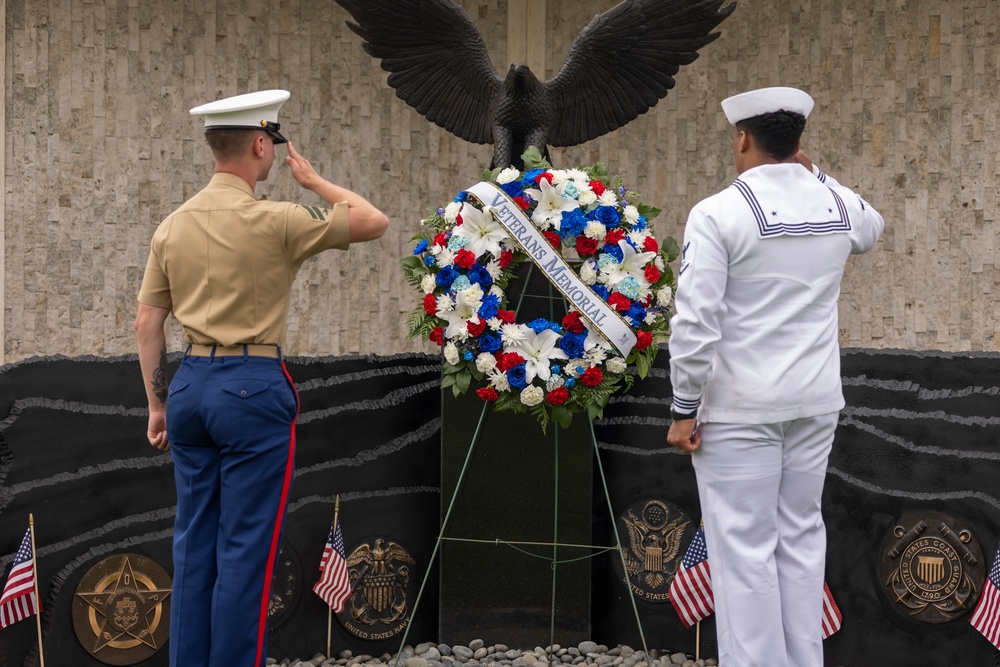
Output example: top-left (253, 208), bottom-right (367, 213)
top-left (134, 90), bottom-right (388, 667)
top-left (666, 87), bottom-right (883, 667)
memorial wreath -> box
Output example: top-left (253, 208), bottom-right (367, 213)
top-left (400, 149), bottom-right (679, 431)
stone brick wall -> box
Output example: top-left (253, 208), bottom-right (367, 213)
top-left (4, 0), bottom-right (998, 361)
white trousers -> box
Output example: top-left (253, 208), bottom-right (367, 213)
top-left (691, 412), bottom-right (839, 667)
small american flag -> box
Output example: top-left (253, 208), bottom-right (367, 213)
top-left (821, 581), bottom-right (842, 639)
top-left (0, 528), bottom-right (39, 629)
top-left (668, 525), bottom-right (844, 639)
top-left (312, 520), bottom-right (352, 612)
top-left (970, 541), bottom-right (1000, 649)
top-left (668, 527), bottom-right (714, 627)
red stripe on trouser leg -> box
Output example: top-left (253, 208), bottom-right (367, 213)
top-left (254, 363), bottom-right (300, 667)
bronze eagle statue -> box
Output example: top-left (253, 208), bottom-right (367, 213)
top-left (334, 0), bottom-right (737, 169)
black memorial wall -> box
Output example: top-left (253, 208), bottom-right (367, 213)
top-left (1, 350), bottom-right (998, 666)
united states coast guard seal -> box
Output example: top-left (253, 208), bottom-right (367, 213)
top-left (879, 511), bottom-right (985, 623)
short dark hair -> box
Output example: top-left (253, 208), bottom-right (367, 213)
top-left (204, 129), bottom-right (261, 161)
top-left (735, 111), bottom-right (807, 160)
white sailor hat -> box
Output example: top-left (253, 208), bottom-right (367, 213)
top-left (189, 89), bottom-right (290, 144)
top-left (721, 86), bottom-right (814, 126)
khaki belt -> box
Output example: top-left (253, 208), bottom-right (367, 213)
top-left (186, 344), bottom-right (280, 359)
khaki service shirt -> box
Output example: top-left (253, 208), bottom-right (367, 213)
top-left (137, 172), bottom-right (350, 346)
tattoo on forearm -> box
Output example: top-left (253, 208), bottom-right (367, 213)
top-left (152, 345), bottom-right (168, 403)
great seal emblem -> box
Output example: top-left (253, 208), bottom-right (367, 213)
top-left (616, 499), bottom-right (693, 602)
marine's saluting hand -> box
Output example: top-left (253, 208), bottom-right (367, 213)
top-left (284, 142), bottom-right (323, 191)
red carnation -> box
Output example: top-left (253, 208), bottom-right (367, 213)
top-left (433, 233), bottom-right (448, 247)
top-left (423, 293), bottom-right (437, 315)
top-left (476, 387), bottom-right (499, 402)
top-left (644, 264), bottom-right (661, 284)
top-left (580, 366), bottom-right (604, 387)
top-left (643, 236), bottom-right (658, 253)
top-left (498, 250), bottom-right (514, 269)
top-left (455, 213), bottom-right (463, 226)
top-left (562, 311), bottom-right (585, 334)
top-left (543, 231), bottom-right (561, 249)
top-left (576, 236), bottom-right (599, 256)
top-left (513, 196), bottom-right (530, 210)
top-left (455, 249), bottom-right (477, 269)
top-left (589, 180), bottom-right (606, 196)
top-left (605, 229), bottom-right (625, 245)
top-left (496, 309), bottom-right (517, 324)
top-left (636, 330), bottom-right (653, 350)
top-left (534, 172), bottom-right (554, 185)
top-left (546, 387), bottom-right (569, 405)
top-left (429, 326), bottom-right (444, 346)
top-left (608, 293), bottom-right (631, 312)
top-left (496, 352), bottom-right (525, 372)
top-left (466, 319), bottom-right (486, 337)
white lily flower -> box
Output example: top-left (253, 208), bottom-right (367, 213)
top-left (438, 288), bottom-right (482, 338)
top-left (524, 178), bottom-right (576, 229)
top-left (506, 328), bottom-right (569, 384)
top-left (453, 203), bottom-right (508, 258)
top-left (602, 240), bottom-right (658, 289)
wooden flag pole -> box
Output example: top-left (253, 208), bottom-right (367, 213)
top-left (29, 514), bottom-right (45, 667)
top-left (327, 495), bottom-right (341, 660)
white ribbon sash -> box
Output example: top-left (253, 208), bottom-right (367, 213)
top-left (466, 181), bottom-right (637, 359)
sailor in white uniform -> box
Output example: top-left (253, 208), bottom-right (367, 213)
top-left (666, 87), bottom-right (883, 667)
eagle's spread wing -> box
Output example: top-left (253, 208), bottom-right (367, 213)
top-left (334, 0), bottom-right (503, 145)
top-left (383, 543), bottom-right (416, 566)
top-left (346, 544), bottom-right (373, 568)
top-left (544, 0), bottom-right (736, 147)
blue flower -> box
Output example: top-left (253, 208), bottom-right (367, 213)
top-left (559, 331), bottom-right (586, 358)
top-left (436, 265), bottom-right (459, 288)
top-left (450, 275), bottom-right (472, 293)
top-left (478, 294), bottom-right (500, 320)
top-left (593, 206), bottom-right (621, 228)
top-left (468, 264), bottom-right (493, 289)
top-left (616, 276), bottom-right (640, 300)
top-left (560, 209), bottom-right (588, 237)
top-left (413, 238), bottom-right (429, 254)
top-left (447, 235), bottom-right (469, 252)
top-left (507, 364), bottom-right (528, 390)
top-left (463, 350), bottom-right (475, 362)
top-left (625, 302), bottom-right (647, 326)
top-left (602, 244), bottom-right (624, 263)
top-left (479, 332), bottom-right (502, 353)
top-left (634, 215), bottom-right (647, 230)
top-left (592, 284), bottom-right (610, 300)
top-left (454, 191), bottom-right (468, 203)
top-left (551, 365), bottom-right (562, 375)
top-left (565, 378), bottom-right (576, 389)
top-left (501, 180), bottom-right (524, 198)
top-left (548, 322), bottom-right (563, 334)
top-left (437, 207), bottom-right (445, 215)
top-left (528, 318), bottom-right (554, 333)
top-left (522, 169), bottom-right (544, 187)
top-left (424, 256), bottom-right (437, 268)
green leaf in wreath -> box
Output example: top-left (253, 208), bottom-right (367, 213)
top-left (521, 146), bottom-right (551, 171)
top-left (635, 352), bottom-right (650, 379)
top-left (455, 370), bottom-right (472, 394)
top-left (551, 404), bottom-right (573, 430)
top-left (635, 203), bottom-right (662, 221)
top-left (662, 237), bottom-right (681, 263)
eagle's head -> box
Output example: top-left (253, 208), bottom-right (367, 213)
top-left (505, 63), bottom-right (540, 96)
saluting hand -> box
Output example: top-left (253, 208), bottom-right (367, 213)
top-left (792, 149), bottom-right (814, 172)
top-left (284, 142), bottom-right (324, 191)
